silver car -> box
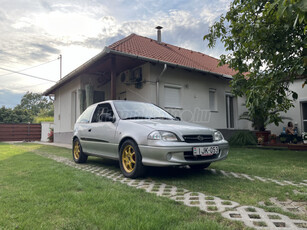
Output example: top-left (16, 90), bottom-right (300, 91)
top-left (73, 100), bottom-right (229, 178)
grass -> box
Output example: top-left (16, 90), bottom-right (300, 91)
top-left (0, 143), bottom-right (248, 230)
top-left (213, 147), bottom-right (307, 182)
top-left (1, 143), bottom-right (306, 228)
top-left (143, 147), bottom-right (307, 220)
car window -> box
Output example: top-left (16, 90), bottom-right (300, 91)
top-left (113, 101), bottom-right (174, 120)
top-left (76, 105), bottom-right (96, 123)
top-left (91, 103), bottom-right (114, 123)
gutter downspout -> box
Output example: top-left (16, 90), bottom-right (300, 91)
top-left (157, 64), bottom-right (167, 106)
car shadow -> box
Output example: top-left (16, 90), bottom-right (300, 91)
top-left (145, 166), bottom-right (214, 180)
top-left (85, 156), bottom-right (216, 181)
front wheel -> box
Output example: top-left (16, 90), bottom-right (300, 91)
top-left (189, 163), bottom-right (211, 170)
top-left (119, 140), bottom-right (145, 178)
top-left (73, 138), bottom-right (88, 163)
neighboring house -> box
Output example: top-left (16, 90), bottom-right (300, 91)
top-left (44, 28), bottom-right (249, 144)
top-left (266, 78), bottom-right (307, 136)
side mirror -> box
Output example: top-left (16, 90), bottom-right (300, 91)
top-left (175, 116), bottom-right (181, 121)
top-left (100, 113), bottom-right (116, 123)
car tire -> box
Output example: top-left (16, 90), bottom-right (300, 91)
top-left (189, 163), bottom-right (211, 170)
top-left (72, 138), bottom-right (88, 163)
top-left (119, 139), bottom-right (145, 178)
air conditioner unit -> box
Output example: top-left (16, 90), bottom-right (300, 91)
top-left (120, 70), bottom-right (131, 83)
top-left (131, 67), bottom-right (143, 89)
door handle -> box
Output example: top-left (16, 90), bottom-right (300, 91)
top-left (88, 129), bottom-right (92, 132)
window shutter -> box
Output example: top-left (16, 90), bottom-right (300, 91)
top-left (164, 86), bottom-right (181, 108)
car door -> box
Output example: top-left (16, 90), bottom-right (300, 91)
top-left (84, 103), bottom-right (119, 159)
top-left (76, 104), bottom-right (96, 153)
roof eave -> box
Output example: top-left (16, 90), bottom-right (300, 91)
top-left (44, 47), bottom-right (233, 96)
top-left (106, 48), bottom-right (233, 80)
top-left (43, 48), bottom-right (110, 96)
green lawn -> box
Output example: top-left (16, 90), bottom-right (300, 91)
top-left (146, 147), bottom-right (307, 219)
top-left (0, 143), bottom-right (248, 230)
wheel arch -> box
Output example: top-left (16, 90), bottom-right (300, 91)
top-left (118, 136), bottom-right (138, 154)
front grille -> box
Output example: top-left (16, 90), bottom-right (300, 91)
top-left (183, 135), bottom-right (213, 143)
top-left (184, 151), bottom-right (219, 161)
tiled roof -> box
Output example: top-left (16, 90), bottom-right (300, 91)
top-left (109, 33), bottom-right (236, 77)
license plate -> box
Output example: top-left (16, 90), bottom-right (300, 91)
top-left (193, 146), bottom-right (219, 156)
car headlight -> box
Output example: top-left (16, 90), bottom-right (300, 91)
top-left (213, 131), bottom-right (224, 141)
top-left (148, 131), bottom-right (180, 142)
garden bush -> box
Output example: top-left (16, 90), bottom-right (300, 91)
top-left (229, 131), bottom-right (257, 146)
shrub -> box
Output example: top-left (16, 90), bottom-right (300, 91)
top-left (34, 116), bottom-right (54, 123)
top-left (47, 128), bottom-right (54, 142)
top-left (229, 131), bottom-right (257, 146)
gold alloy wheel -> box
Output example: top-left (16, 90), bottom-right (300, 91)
top-left (73, 141), bottom-right (80, 160)
top-left (122, 145), bottom-right (136, 173)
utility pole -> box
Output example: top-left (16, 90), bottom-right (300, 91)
top-left (58, 54), bottom-right (62, 79)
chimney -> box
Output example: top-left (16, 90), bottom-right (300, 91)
top-left (155, 26), bottom-right (163, 43)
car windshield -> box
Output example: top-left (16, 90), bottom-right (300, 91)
top-left (113, 101), bottom-right (175, 120)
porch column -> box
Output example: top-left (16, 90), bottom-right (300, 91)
top-left (110, 56), bottom-right (116, 100)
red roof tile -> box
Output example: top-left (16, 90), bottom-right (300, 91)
top-left (109, 33), bottom-right (236, 77)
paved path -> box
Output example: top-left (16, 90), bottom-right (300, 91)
top-left (35, 151), bottom-right (307, 230)
top-left (36, 142), bottom-right (307, 188)
top-left (208, 169), bottom-right (307, 188)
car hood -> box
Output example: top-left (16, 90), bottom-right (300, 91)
top-left (127, 119), bottom-right (215, 136)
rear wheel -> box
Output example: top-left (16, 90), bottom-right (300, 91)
top-left (189, 163), bottom-right (211, 170)
top-left (73, 138), bottom-right (88, 163)
top-left (119, 140), bottom-right (145, 178)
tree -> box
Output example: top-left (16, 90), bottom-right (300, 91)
top-left (0, 106), bottom-right (33, 123)
top-left (15, 92), bottom-right (53, 117)
top-left (204, 0), bottom-right (306, 130)
top-left (0, 92), bottom-right (53, 124)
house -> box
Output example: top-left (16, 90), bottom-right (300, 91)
top-left (44, 27), bottom-right (249, 144)
top-left (266, 78), bottom-right (307, 136)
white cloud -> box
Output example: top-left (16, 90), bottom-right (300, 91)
top-left (0, 0), bottom-right (233, 107)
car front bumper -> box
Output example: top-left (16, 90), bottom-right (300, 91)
top-left (139, 141), bottom-right (229, 167)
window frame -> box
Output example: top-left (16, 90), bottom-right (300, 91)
top-left (164, 84), bottom-right (182, 109)
top-left (209, 88), bottom-right (217, 112)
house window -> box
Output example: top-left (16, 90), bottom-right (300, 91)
top-left (209, 89), bottom-right (217, 111)
top-left (164, 85), bottom-right (181, 108)
top-left (226, 94), bottom-right (234, 128)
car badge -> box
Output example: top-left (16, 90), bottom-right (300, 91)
top-left (197, 135), bottom-right (204, 141)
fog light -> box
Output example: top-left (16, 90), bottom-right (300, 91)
top-left (166, 153), bottom-right (172, 161)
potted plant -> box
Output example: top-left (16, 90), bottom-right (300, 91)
top-left (240, 107), bottom-right (291, 143)
top-left (269, 134), bottom-right (277, 144)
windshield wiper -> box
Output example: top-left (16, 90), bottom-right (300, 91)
top-left (123, 116), bottom-right (151, 120)
top-left (150, 117), bottom-right (172, 120)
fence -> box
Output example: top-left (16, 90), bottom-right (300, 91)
top-left (0, 123), bottom-right (41, 142)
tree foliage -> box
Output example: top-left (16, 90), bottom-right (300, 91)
top-left (204, 0), bottom-right (306, 130)
top-left (0, 106), bottom-right (33, 123)
top-left (0, 92), bottom-right (54, 124)
top-left (15, 92), bottom-right (53, 116)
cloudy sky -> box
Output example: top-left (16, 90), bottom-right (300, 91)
top-left (0, 0), bottom-right (231, 107)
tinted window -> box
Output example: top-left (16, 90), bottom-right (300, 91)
top-left (76, 105), bottom-right (96, 123)
top-left (91, 103), bottom-right (114, 123)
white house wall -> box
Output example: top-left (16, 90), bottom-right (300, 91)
top-left (150, 64), bottom-right (241, 129)
top-left (266, 79), bottom-right (307, 135)
top-left (53, 77), bottom-right (81, 143)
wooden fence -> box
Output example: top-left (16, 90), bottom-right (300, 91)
top-left (0, 123), bottom-right (41, 142)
